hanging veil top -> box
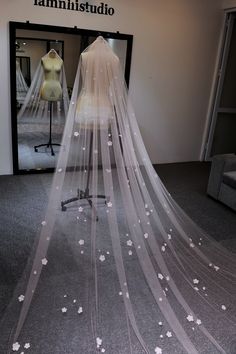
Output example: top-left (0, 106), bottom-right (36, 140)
top-left (76, 36), bottom-right (119, 126)
top-left (2, 36), bottom-right (236, 354)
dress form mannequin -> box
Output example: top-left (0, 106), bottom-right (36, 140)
top-left (75, 46), bottom-right (118, 127)
top-left (40, 49), bottom-right (63, 101)
top-left (61, 42), bottom-right (117, 211)
top-left (34, 49), bottom-right (64, 155)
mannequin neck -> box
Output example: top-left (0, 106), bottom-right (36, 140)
top-left (48, 49), bottom-right (57, 59)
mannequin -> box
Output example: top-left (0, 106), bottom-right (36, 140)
top-left (40, 49), bottom-right (63, 101)
top-left (75, 44), bottom-right (118, 127)
top-left (34, 49), bottom-right (64, 155)
top-left (17, 49), bottom-right (69, 158)
top-left (61, 44), bottom-right (115, 210)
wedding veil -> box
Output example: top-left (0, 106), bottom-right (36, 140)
top-left (1, 36), bottom-right (236, 354)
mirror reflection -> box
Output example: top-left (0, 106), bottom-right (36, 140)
top-left (12, 24), bottom-right (132, 173)
top-left (16, 56), bottom-right (29, 105)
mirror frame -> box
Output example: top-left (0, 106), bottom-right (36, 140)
top-left (9, 21), bottom-right (133, 175)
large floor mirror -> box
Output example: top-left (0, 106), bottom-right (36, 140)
top-left (9, 22), bottom-right (133, 174)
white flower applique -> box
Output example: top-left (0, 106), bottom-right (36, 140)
top-left (99, 255), bottom-right (106, 262)
top-left (96, 337), bottom-right (102, 348)
top-left (78, 306), bottom-right (83, 314)
top-left (167, 234), bottom-right (172, 240)
top-left (127, 240), bottom-right (133, 246)
top-left (61, 307), bottom-right (67, 313)
top-left (187, 314), bottom-right (194, 322)
top-left (18, 295), bottom-right (25, 302)
top-left (166, 331), bottom-right (172, 338)
top-left (78, 239), bottom-right (85, 246)
top-left (107, 201), bottom-right (113, 208)
top-left (155, 347), bottom-right (162, 354)
top-left (107, 141), bottom-right (113, 147)
top-left (41, 258), bottom-right (48, 266)
top-left (24, 343), bottom-right (31, 349)
top-left (12, 342), bottom-right (21, 351)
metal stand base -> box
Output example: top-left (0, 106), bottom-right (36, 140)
top-left (61, 188), bottom-right (108, 221)
top-left (61, 131), bottom-right (109, 220)
top-left (34, 101), bottom-right (61, 156)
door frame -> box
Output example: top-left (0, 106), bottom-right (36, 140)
top-left (201, 11), bottom-right (236, 161)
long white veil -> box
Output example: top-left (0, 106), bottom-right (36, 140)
top-left (2, 36), bottom-right (236, 354)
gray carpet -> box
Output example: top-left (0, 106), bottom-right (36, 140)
top-left (18, 131), bottom-right (62, 170)
top-left (0, 162), bottom-right (235, 353)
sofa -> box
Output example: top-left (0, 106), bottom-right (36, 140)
top-left (207, 154), bottom-right (236, 211)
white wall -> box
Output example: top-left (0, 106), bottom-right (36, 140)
top-left (0, 0), bottom-right (224, 174)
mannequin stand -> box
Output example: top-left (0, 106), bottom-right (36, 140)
top-left (34, 101), bottom-right (61, 156)
top-left (61, 131), bottom-right (109, 220)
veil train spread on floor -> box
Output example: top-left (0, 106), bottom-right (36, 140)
top-left (2, 36), bottom-right (236, 354)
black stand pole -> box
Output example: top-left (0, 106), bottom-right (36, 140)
top-left (61, 131), bottom-right (109, 220)
top-left (34, 101), bottom-right (61, 156)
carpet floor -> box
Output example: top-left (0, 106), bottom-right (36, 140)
top-left (0, 162), bottom-right (235, 354)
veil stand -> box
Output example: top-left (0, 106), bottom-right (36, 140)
top-left (61, 129), bottom-right (109, 221)
top-left (34, 101), bottom-right (61, 156)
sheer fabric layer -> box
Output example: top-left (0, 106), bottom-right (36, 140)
top-left (2, 37), bottom-right (236, 354)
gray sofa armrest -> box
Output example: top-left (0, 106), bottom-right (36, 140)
top-left (207, 153), bottom-right (236, 199)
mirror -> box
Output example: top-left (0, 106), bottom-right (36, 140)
top-left (10, 22), bottom-right (133, 174)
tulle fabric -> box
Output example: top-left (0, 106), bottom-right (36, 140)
top-left (1, 36), bottom-right (236, 354)
top-left (16, 61), bottom-right (28, 104)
